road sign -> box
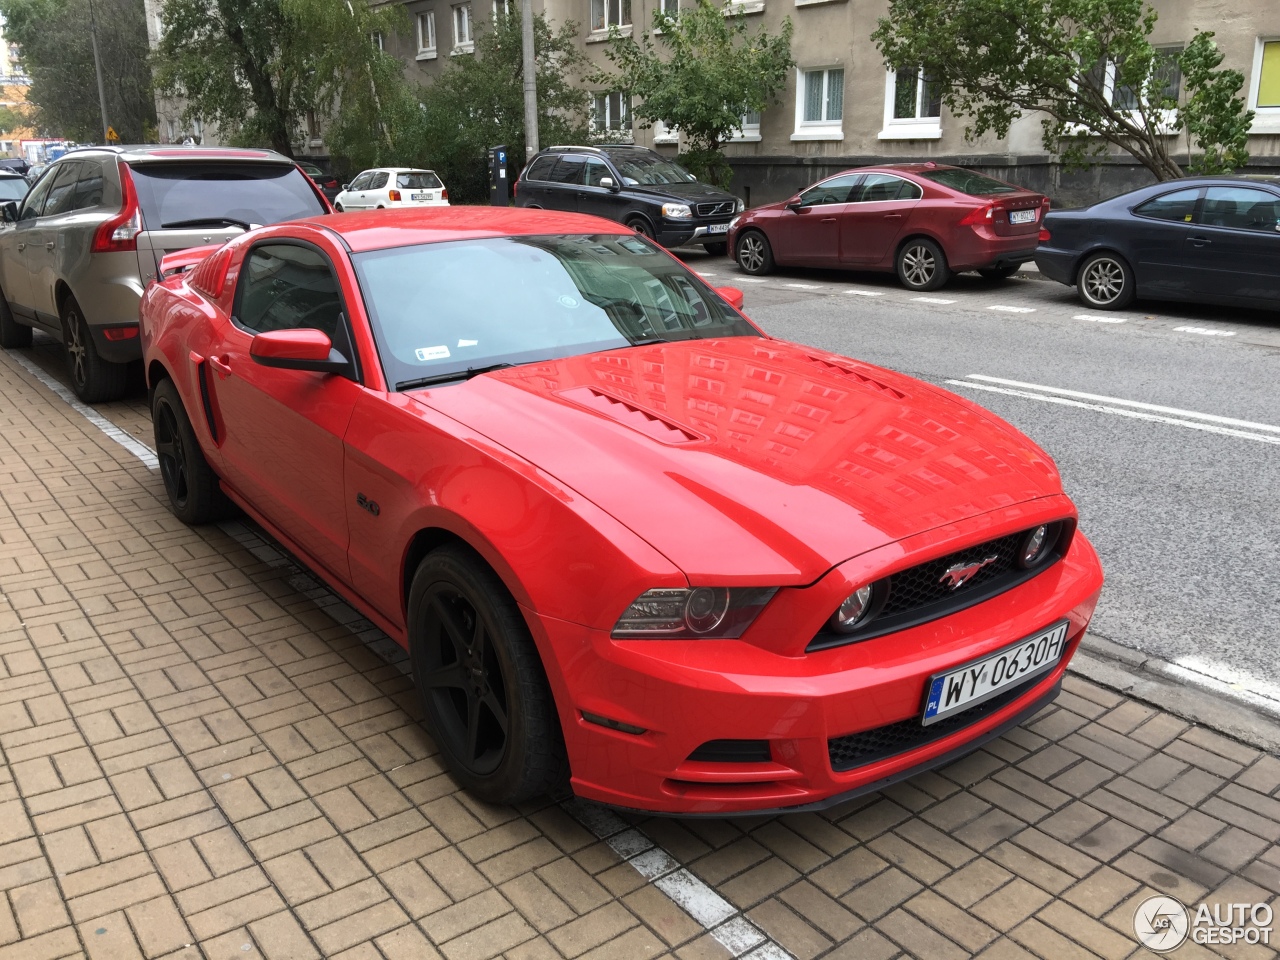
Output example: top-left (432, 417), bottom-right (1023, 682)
top-left (105, 126), bottom-right (119, 143)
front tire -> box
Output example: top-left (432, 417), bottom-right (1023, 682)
top-left (0, 292), bottom-right (31, 348)
top-left (152, 378), bottom-right (227, 525)
top-left (1076, 252), bottom-right (1135, 310)
top-left (409, 546), bottom-right (566, 804)
top-left (335, 203), bottom-right (345, 212)
top-left (896, 238), bottom-right (951, 291)
top-left (63, 297), bottom-right (128, 402)
top-left (627, 217), bottom-right (655, 240)
top-left (736, 230), bottom-right (774, 275)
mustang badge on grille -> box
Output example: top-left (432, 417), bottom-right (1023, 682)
top-left (940, 555), bottom-right (998, 590)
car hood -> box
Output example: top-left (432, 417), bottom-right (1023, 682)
top-left (624, 181), bottom-right (737, 204)
top-left (410, 338), bottom-right (1063, 582)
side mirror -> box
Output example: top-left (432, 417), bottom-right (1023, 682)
top-left (1, 201), bottom-right (16, 223)
top-left (785, 198), bottom-right (806, 213)
top-left (600, 177), bottom-right (620, 192)
top-left (341, 183), bottom-right (350, 191)
top-left (715, 286), bottom-right (745, 311)
top-left (249, 328), bottom-right (350, 374)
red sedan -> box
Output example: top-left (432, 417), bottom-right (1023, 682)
top-left (142, 207), bottom-right (1102, 814)
top-left (729, 163), bottom-right (1049, 291)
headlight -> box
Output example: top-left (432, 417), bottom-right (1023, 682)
top-left (734, 197), bottom-right (745, 213)
top-left (612, 587), bottom-right (777, 638)
top-left (662, 202), bottom-right (693, 220)
top-left (829, 585), bottom-right (875, 633)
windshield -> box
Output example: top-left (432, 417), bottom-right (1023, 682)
top-left (0, 178), bottom-right (28, 202)
top-left (918, 169), bottom-right (1019, 195)
top-left (129, 162), bottom-right (326, 230)
top-left (353, 234), bottom-right (756, 390)
top-left (609, 153), bottom-right (697, 186)
top-left (397, 172), bottom-right (442, 189)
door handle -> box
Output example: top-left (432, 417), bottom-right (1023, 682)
top-left (15, 242), bottom-right (24, 251)
top-left (821, 217), bottom-right (837, 223)
top-left (45, 242), bottom-right (54, 251)
top-left (1188, 236), bottom-right (1212, 247)
top-left (208, 355), bottom-right (233, 379)
top-left (884, 214), bottom-right (903, 220)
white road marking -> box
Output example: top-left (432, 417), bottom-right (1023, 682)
top-left (845, 289), bottom-right (886, 297)
top-left (1074, 314), bottom-right (1127, 323)
top-left (947, 379), bottom-right (1280, 445)
top-left (783, 283), bottom-right (823, 290)
top-left (987, 305), bottom-right (1036, 313)
top-left (695, 272), bottom-right (718, 278)
top-left (911, 296), bottom-right (957, 304)
top-left (736, 277), bottom-right (770, 283)
top-left (1174, 325), bottom-right (1236, 337)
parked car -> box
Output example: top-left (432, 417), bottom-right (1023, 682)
top-left (729, 163), bottom-right (1049, 291)
top-left (333, 168), bottom-right (449, 211)
top-left (142, 205), bottom-right (1103, 814)
top-left (0, 171), bottom-right (29, 205)
top-left (298, 161), bottom-right (341, 202)
top-left (1036, 175), bottom-right (1280, 310)
top-left (0, 145), bottom-right (331, 402)
top-left (514, 145), bottom-right (742, 254)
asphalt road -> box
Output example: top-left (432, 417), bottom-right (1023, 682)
top-left (681, 250), bottom-right (1280, 710)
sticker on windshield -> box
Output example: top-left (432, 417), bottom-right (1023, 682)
top-left (415, 345), bottom-right (450, 361)
top-left (558, 295), bottom-right (579, 309)
top-left (457, 339), bottom-right (478, 347)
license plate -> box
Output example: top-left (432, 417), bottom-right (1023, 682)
top-left (1009, 209), bottom-right (1037, 225)
top-left (412, 193), bottom-right (432, 201)
top-left (707, 223), bottom-right (729, 234)
top-left (921, 620), bottom-right (1069, 726)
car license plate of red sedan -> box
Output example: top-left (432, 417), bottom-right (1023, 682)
top-left (708, 223), bottom-right (729, 234)
top-left (921, 620), bottom-right (1069, 726)
top-left (1009, 209), bottom-right (1037, 225)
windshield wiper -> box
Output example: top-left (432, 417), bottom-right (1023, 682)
top-left (396, 362), bottom-right (513, 391)
top-left (627, 337), bottom-right (670, 346)
top-left (161, 217), bottom-right (255, 231)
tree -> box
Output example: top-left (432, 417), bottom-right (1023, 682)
top-left (598, 0), bottom-right (793, 187)
top-left (0, 0), bottom-right (155, 141)
top-left (415, 11), bottom-right (594, 203)
top-left (153, 0), bottom-right (409, 158)
top-left (871, 0), bottom-right (1252, 180)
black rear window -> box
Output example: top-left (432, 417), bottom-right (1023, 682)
top-left (397, 172), bottom-right (442, 189)
top-left (128, 162), bottom-right (326, 230)
top-left (918, 169), bottom-right (1020, 195)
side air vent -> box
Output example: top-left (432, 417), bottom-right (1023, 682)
top-left (561, 386), bottom-right (701, 444)
top-left (802, 355), bottom-right (906, 400)
top-left (687, 739), bottom-right (771, 763)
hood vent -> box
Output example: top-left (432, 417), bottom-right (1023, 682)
top-left (560, 386), bottom-right (701, 445)
top-left (803, 355), bottom-right (906, 400)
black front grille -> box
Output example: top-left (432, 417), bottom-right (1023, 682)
top-left (687, 739), bottom-right (771, 763)
top-left (807, 523), bottom-right (1069, 653)
top-left (828, 673), bottom-right (1044, 771)
top-left (696, 201), bottom-right (734, 217)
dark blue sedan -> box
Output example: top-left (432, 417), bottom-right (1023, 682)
top-left (1035, 175), bottom-right (1280, 310)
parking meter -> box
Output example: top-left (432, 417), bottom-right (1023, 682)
top-left (488, 145), bottom-right (509, 206)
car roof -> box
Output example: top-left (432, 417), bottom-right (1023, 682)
top-left (305, 206), bottom-right (630, 253)
top-left (361, 167), bottom-right (437, 174)
top-left (61, 144), bottom-right (295, 165)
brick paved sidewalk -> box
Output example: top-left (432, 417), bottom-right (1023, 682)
top-left (0, 344), bottom-right (1277, 960)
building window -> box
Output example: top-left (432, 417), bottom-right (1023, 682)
top-left (370, 32), bottom-right (385, 51)
top-left (590, 0), bottom-right (631, 32)
top-left (792, 67), bottom-right (843, 140)
top-left (452, 3), bottom-right (473, 51)
top-left (166, 119), bottom-right (176, 142)
top-left (880, 66), bottom-right (942, 140)
top-left (492, 0), bottom-right (510, 17)
top-left (592, 92), bottom-right (632, 136)
top-left (731, 110), bottom-right (761, 142)
top-left (417, 11), bottom-right (436, 57)
top-left (1249, 38), bottom-right (1280, 132)
top-left (659, 0), bottom-right (678, 17)
top-left (1111, 47), bottom-right (1182, 111)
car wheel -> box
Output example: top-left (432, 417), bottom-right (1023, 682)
top-left (736, 230), bottom-right (774, 275)
top-left (703, 241), bottom-right (728, 257)
top-left (335, 203), bottom-right (345, 212)
top-left (896, 238), bottom-right (951, 291)
top-left (409, 545), bottom-right (567, 804)
top-left (0, 291), bottom-right (31, 348)
top-left (152, 378), bottom-right (229, 525)
top-left (63, 297), bottom-right (128, 403)
top-left (627, 217), bottom-right (655, 240)
top-left (1076, 252), bottom-right (1135, 310)
top-left (978, 264), bottom-right (1020, 280)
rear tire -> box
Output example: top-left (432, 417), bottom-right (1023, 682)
top-left (1076, 252), bottom-right (1135, 310)
top-left (409, 546), bottom-right (567, 804)
top-left (978, 264), bottom-right (1020, 280)
top-left (63, 297), bottom-right (128, 403)
top-left (735, 230), bottom-right (774, 275)
top-left (896, 238), bottom-right (951, 291)
top-left (152, 378), bottom-right (228, 525)
top-left (0, 293), bottom-right (31, 348)
top-left (703, 241), bottom-right (728, 257)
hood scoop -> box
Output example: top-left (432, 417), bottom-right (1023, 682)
top-left (803, 355), bottom-right (907, 400)
top-left (560, 386), bottom-right (702, 445)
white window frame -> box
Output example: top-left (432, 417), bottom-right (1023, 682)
top-left (879, 66), bottom-right (941, 140)
top-left (1107, 46), bottom-right (1182, 133)
top-left (370, 31), bottom-right (385, 51)
top-left (416, 10), bottom-right (437, 59)
top-left (727, 0), bottom-right (765, 13)
top-left (588, 0), bottom-right (632, 42)
top-left (591, 92), bottom-right (633, 139)
top-left (652, 119), bottom-right (679, 145)
top-left (730, 110), bottom-right (762, 142)
top-left (452, 3), bottom-right (473, 53)
top-left (1248, 37), bottom-right (1280, 133)
top-left (492, 0), bottom-right (510, 17)
top-left (792, 66), bottom-right (844, 141)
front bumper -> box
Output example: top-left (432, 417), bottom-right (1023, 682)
top-left (655, 220), bottom-right (733, 248)
top-left (533, 529), bottom-right (1103, 815)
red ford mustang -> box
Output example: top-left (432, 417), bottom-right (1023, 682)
top-left (141, 207), bottom-right (1102, 815)
top-left (728, 163), bottom-right (1048, 292)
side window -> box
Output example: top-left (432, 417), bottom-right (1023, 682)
top-left (856, 174), bottom-right (910, 202)
top-left (547, 156), bottom-right (586, 186)
top-left (369, 172), bottom-right (389, 190)
top-left (73, 161), bottom-right (105, 210)
top-left (1134, 187), bottom-right (1202, 223)
top-left (584, 159), bottom-right (610, 187)
top-left (800, 174), bottom-right (861, 206)
top-left (349, 172), bottom-right (373, 191)
top-left (1200, 186), bottom-right (1280, 232)
top-left (39, 163), bottom-right (82, 217)
top-left (524, 156), bottom-right (557, 181)
top-left (18, 168), bottom-right (57, 221)
top-left (235, 244), bottom-right (345, 342)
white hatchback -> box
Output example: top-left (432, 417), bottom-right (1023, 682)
top-left (334, 168), bottom-right (449, 211)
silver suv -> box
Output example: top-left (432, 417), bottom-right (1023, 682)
top-left (0, 145), bottom-right (330, 401)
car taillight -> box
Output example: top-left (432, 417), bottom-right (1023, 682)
top-left (441, 188), bottom-right (449, 201)
top-left (958, 202), bottom-right (995, 227)
top-left (92, 162), bottom-right (142, 253)
top-left (101, 325), bottom-right (139, 341)
top-left (388, 189), bottom-right (402, 202)
top-left (1039, 227), bottom-right (1051, 243)
top-left (512, 179), bottom-right (519, 197)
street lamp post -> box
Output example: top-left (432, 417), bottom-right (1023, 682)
top-left (87, 0), bottom-right (111, 141)
top-left (520, 0), bottom-right (538, 160)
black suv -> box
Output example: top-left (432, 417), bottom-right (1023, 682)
top-left (514, 145), bottom-right (742, 253)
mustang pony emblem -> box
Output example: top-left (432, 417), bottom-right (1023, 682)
top-left (940, 555), bottom-right (998, 590)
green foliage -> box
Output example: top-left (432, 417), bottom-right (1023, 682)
top-left (0, 106), bottom-right (27, 135)
top-left (415, 11), bottom-right (593, 204)
top-left (153, 0), bottom-right (408, 158)
top-left (0, 0), bottom-right (155, 141)
top-left (598, 0), bottom-right (793, 187)
top-left (871, 0), bottom-right (1253, 181)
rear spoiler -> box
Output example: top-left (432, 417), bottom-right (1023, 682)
top-left (158, 244), bottom-right (226, 280)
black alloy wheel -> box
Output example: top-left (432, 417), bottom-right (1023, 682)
top-left (896, 238), bottom-right (951, 291)
top-left (409, 546), bottom-right (566, 803)
top-left (1076, 252), bottom-right (1135, 310)
top-left (62, 297), bottom-right (129, 402)
top-left (736, 230), bottom-right (774, 275)
top-left (151, 378), bottom-right (227, 524)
